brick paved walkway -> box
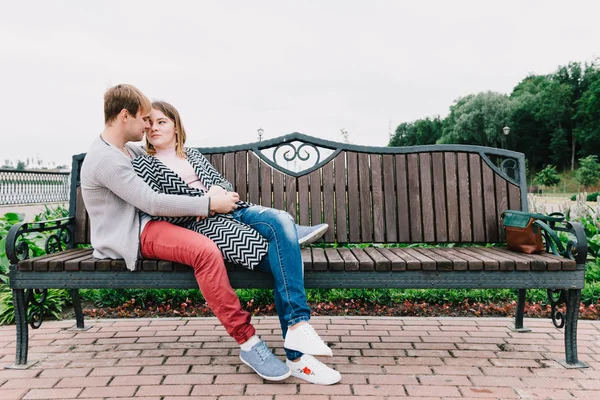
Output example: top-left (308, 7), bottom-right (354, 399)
top-left (0, 316), bottom-right (599, 399)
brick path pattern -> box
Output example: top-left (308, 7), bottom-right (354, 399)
top-left (0, 316), bottom-right (599, 399)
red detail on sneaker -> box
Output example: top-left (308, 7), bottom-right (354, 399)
top-left (302, 367), bottom-right (312, 375)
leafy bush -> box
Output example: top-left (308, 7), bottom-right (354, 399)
top-left (570, 192), bottom-right (599, 201)
top-left (0, 206), bottom-right (73, 326)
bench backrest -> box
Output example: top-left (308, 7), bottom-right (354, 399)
top-left (70, 133), bottom-right (527, 246)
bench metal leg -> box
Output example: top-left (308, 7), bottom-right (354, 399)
top-left (5, 289), bottom-right (35, 369)
top-left (511, 289), bottom-right (531, 332)
top-left (68, 289), bottom-right (91, 331)
top-left (557, 289), bottom-right (588, 368)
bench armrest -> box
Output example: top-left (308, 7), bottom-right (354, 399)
top-left (6, 217), bottom-right (75, 264)
top-left (534, 219), bottom-right (588, 265)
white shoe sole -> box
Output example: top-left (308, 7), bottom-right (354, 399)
top-left (298, 224), bottom-right (329, 246)
top-left (239, 355), bottom-right (292, 381)
top-left (289, 369), bottom-right (342, 385)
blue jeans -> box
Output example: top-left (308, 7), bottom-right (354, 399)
top-left (231, 206), bottom-right (310, 360)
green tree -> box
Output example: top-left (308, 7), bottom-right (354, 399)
top-left (437, 92), bottom-right (512, 147)
top-left (389, 117), bottom-right (442, 147)
top-left (574, 67), bottom-right (600, 158)
top-left (534, 165), bottom-right (561, 187)
top-left (575, 155), bottom-right (600, 189)
top-left (16, 160), bottom-right (26, 170)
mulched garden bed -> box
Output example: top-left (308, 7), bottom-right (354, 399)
top-left (77, 298), bottom-right (600, 320)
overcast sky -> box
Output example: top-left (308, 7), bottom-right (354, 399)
top-left (1, 1), bottom-right (598, 168)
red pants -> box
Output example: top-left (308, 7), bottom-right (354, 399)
top-left (140, 220), bottom-right (255, 344)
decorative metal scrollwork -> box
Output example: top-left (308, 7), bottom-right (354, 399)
top-left (500, 158), bottom-right (519, 181)
top-left (6, 218), bottom-right (74, 264)
top-left (258, 139), bottom-right (337, 177)
top-left (26, 289), bottom-right (48, 329)
top-left (547, 289), bottom-right (567, 328)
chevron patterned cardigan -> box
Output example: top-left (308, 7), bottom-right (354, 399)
top-left (131, 148), bottom-right (269, 270)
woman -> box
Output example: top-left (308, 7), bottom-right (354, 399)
top-left (132, 101), bottom-right (341, 385)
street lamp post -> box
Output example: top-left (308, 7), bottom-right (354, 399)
top-left (257, 128), bottom-right (264, 142)
top-left (502, 126), bottom-right (510, 149)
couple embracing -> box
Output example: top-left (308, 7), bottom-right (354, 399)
top-left (80, 84), bottom-right (341, 385)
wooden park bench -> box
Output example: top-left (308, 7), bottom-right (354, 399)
top-left (6, 133), bottom-right (588, 369)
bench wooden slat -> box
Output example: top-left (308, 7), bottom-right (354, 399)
top-left (272, 168), bottom-right (284, 211)
top-left (441, 247), bottom-right (478, 271)
top-left (482, 161), bottom-right (499, 242)
top-left (260, 162), bottom-right (272, 208)
top-left (508, 182), bottom-right (521, 210)
top-left (470, 247), bottom-right (514, 271)
top-left (211, 154), bottom-right (223, 178)
top-left (382, 155), bottom-right (397, 242)
top-left (19, 246), bottom-right (575, 273)
top-left (235, 151), bottom-right (248, 202)
top-left (371, 155), bottom-right (385, 243)
top-left (223, 153), bottom-right (235, 193)
top-left (309, 169), bottom-right (322, 226)
top-left (52, 248), bottom-right (92, 270)
top-left (364, 248), bottom-right (390, 271)
top-left (337, 248), bottom-right (359, 271)
top-left (389, 248), bottom-right (421, 270)
top-left (27, 248), bottom-right (89, 271)
top-left (286, 175), bottom-right (297, 220)
top-left (495, 174), bottom-right (509, 240)
top-left (407, 154), bottom-right (422, 242)
top-left (333, 153), bottom-right (347, 243)
top-left (158, 260), bottom-right (173, 271)
top-left (82, 257), bottom-right (111, 271)
top-left (311, 248), bottom-right (327, 270)
top-left (347, 152), bottom-right (360, 242)
top-left (484, 247), bottom-right (531, 270)
top-left (420, 153), bottom-right (435, 242)
top-left (358, 153), bottom-right (373, 242)
top-left (454, 248), bottom-right (497, 270)
top-left (350, 248), bottom-right (374, 271)
top-left (324, 248), bottom-right (344, 271)
top-left (376, 248), bottom-right (406, 271)
top-left (142, 260), bottom-right (158, 271)
top-left (469, 154), bottom-right (485, 242)
top-left (322, 160), bottom-right (335, 242)
top-left (64, 251), bottom-right (96, 271)
top-left (432, 153), bottom-right (448, 242)
top-left (416, 248), bottom-right (452, 271)
top-left (395, 154), bottom-right (410, 242)
top-left (457, 153), bottom-right (472, 242)
top-left (247, 152), bottom-right (260, 204)
top-left (298, 174), bottom-right (310, 225)
top-left (75, 187), bottom-right (88, 245)
top-left (301, 248), bottom-right (313, 270)
top-left (445, 153), bottom-right (460, 242)
top-left (403, 248), bottom-right (435, 270)
top-left (430, 248), bottom-right (468, 271)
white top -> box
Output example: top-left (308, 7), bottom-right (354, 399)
top-left (154, 147), bottom-right (207, 191)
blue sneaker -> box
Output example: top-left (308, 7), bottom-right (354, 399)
top-left (296, 223), bottom-right (329, 246)
top-left (239, 341), bottom-right (291, 381)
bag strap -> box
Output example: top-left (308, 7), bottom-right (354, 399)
top-left (533, 220), bottom-right (566, 256)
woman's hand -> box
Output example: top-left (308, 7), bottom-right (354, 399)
top-left (209, 191), bottom-right (240, 214)
top-left (207, 185), bottom-right (227, 196)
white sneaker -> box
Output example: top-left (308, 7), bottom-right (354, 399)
top-left (287, 354), bottom-right (341, 385)
top-left (284, 323), bottom-right (332, 356)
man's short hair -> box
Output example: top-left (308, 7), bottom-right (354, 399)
top-left (104, 84), bottom-right (151, 124)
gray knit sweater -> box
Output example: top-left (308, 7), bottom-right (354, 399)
top-left (80, 136), bottom-right (210, 270)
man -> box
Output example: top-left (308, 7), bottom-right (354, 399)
top-left (80, 84), bottom-right (291, 381)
